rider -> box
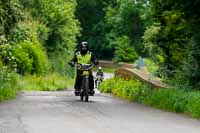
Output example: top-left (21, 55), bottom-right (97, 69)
top-left (69, 41), bottom-right (98, 96)
top-left (95, 67), bottom-right (104, 88)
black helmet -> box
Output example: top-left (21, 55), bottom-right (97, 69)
top-left (80, 41), bottom-right (89, 54)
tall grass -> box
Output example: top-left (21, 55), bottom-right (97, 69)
top-left (0, 63), bottom-right (19, 102)
top-left (19, 73), bottom-right (74, 91)
top-left (19, 51), bottom-right (75, 91)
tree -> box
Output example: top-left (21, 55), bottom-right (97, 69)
top-left (19, 0), bottom-right (80, 52)
top-left (145, 0), bottom-right (200, 88)
top-left (0, 0), bottom-right (22, 37)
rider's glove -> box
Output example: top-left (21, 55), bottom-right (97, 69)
top-left (68, 61), bottom-right (75, 67)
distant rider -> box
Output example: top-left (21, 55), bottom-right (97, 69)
top-left (95, 67), bottom-right (104, 88)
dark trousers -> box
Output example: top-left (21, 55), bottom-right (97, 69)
top-left (95, 78), bottom-right (103, 87)
top-left (74, 70), bottom-right (94, 91)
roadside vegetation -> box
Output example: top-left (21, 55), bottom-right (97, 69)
top-left (0, 62), bottom-right (19, 101)
top-left (0, 0), bottom-right (79, 100)
top-left (100, 78), bottom-right (200, 119)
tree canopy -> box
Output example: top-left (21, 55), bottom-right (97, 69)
top-left (1, 0), bottom-right (200, 89)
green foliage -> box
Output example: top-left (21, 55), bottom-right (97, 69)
top-left (10, 19), bottom-right (50, 45)
top-left (145, 0), bottom-right (200, 89)
top-left (183, 33), bottom-right (200, 88)
top-left (49, 50), bottom-right (75, 78)
top-left (143, 23), bottom-right (162, 60)
top-left (185, 92), bottom-right (200, 118)
top-left (18, 40), bottom-right (49, 74)
top-left (143, 89), bottom-right (200, 116)
top-left (104, 0), bottom-right (148, 58)
top-left (0, 0), bottom-right (80, 102)
top-left (100, 78), bottom-right (142, 102)
top-left (100, 78), bottom-right (115, 93)
top-left (143, 58), bottom-right (159, 76)
top-left (114, 36), bottom-right (138, 63)
top-left (144, 9), bottom-right (189, 77)
top-left (0, 62), bottom-right (19, 101)
top-left (0, 40), bottom-right (49, 75)
top-left (20, 0), bottom-right (80, 52)
top-left (12, 43), bottom-right (33, 74)
top-left (0, 0), bottom-right (22, 36)
top-left (18, 73), bottom-right (74, 91)
top-left (76, 0), bottom-right (149, 59)
top-left (75, 0), bottom-right (107, 58)
top-left (143, 89), bottom-right (179, 111)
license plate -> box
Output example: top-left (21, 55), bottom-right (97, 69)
top-left (82, 71), bottom-right (89, 76)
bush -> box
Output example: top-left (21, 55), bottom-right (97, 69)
top-left (49, 51), bottom-right (74, 77)
top-left (19, 0), bottom-right (80, 52)
top-left (114, 36), bottom-right (138, 63)
top-left (10, 20), bottom-right (50, 45)
top-left (100, 78), bottom-right (142, 102)
top-left (0, 40), bottom-right (49, 75)
top-left (143, 58), bottom-right (159, 76)
top-left (18, 40), bottom-right (49, 74)
top-left (0, 62), bottom-right (19, 101)
top-left (143, 89), bottom-right (183, 111)
top-left (185, 92), bottom-right (200, 118)
top-left (100, 78), bottom-right (115, 93)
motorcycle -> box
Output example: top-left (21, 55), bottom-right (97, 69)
top-left (95, 75), bottom-right (103, 90)
top-left (77, 64), bottom-right (93, 102)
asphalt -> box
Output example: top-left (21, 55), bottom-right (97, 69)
top-left (1, 89), bottom-right (200, 133)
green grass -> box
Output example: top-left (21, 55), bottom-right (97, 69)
top-left (100, 78), bottom-right (200, 119)
top-left (134, 58), bottom-right (159, 76)
top-left (0, 65), bottom-right (19, 102)
top-left (19, 73), bottom-right (74, 91)
top-left (100, 78), bottom-right (142, 102)
top-left (0, 71), bottom-right (75, 102)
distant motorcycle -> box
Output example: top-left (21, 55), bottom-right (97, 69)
top-left (95, 75), bottom-right (103, 90)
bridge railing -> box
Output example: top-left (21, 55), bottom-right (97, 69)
top-left (98, 60), bottom-right (170, 89)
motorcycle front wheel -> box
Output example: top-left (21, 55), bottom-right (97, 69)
top-left (84, 78), bottom-right (89, 102)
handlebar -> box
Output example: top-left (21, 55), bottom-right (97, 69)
top-left (76, 64), bottom-right (93, 70)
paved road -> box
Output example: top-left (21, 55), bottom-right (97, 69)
top-left (1, 90), bottom-right (200, 133)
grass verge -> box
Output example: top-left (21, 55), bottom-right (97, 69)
top-left (18, 73), bottom-right (74, 91)
top-left (0, 66), bottom-right (19, 102)
top-left (100, 78), bottom-right (200, 119)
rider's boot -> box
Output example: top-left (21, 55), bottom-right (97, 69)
top-left (89, 89), bottom-right (95, 96)
top-left (74, 88), bottom-right (80, 96)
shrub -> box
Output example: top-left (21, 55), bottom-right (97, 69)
top-left (0, 62), bottom-right (19, 101)
top-left (144, 89), bottom-right (183, 112)
top-left (100, 78), bottom-right (115, 93)
top-left (100, 78), bottom-right (142, 102)
top-left (10, 20), bottom-right (50, 45)
top-left (18, 40), bottom-right (49, 74)
top-left (114, 36), bottom-right (138, 63)
top-left (185, 92), bottom-right (200, 118)
top-left (0, 40), bottom-right (49, 75)
top-left (49, 51), bottom-right (74, 77)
